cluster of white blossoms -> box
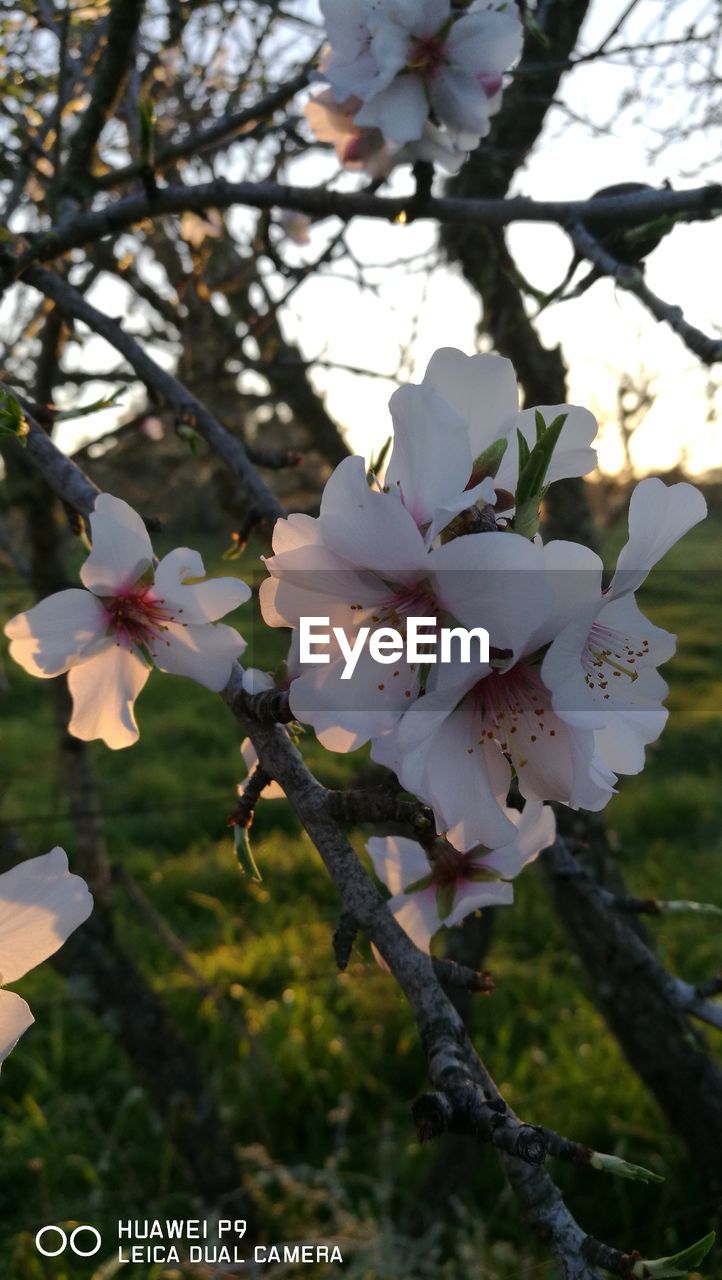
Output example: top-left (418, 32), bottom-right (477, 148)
top-left (261, 347), bottom-right (706, 950)
top-left (305, 0), bottom-right (523, 175)
top-left (1, 351), bottom-right (705, 960)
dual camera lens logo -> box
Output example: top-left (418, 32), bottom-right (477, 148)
top-left (35, 1225), bottom-right (102, 1258)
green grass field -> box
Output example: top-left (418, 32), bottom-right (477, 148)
top-left (1, 515), bottom-right (721, 1279)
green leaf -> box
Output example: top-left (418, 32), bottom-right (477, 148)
top-left (233, 825), bottom-right (263, 882)
top-left (513, 495), bottom-right (542, 541)
top-left (523, 12), bottom-right (551, 48)
top-left (589, 1151), bottom-right (665, 1185)
top-left (515, 412), bottom-right (568, 509)
top-left (632, 1230), bottom-right (715, 1278)
top-left (0, 390), bottom-right (29, 445)
top-left (436, 882), bottom-right (457, 921)
top-left (466, 865), bottom-right (504, 884)
top-left (53, 385), bottom-right (127, 422)
top-left (516, 427), bottom-right (531, 474)
top-left (534, 408), bottom-right (547, 444)
top-left (369, 434), bottom-right (392, 478)
top-left (471, 437), bottom-right (508, 480)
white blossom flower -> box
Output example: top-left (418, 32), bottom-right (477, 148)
top-left (367, 801), bottom-right (555, 953)
top-left (0, 848), bottom-right (93, 1065)
top-left (319, 0), bottom-right (522, 149)
top-left (541, 478), bottom-right (707, 779)
top-left (4, 494), bottom-right (250, 749)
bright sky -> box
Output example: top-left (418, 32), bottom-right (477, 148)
top-left (50, 0), bottom-right (722, 479)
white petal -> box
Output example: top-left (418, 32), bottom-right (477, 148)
top-left (319, 455), bottom-right (428, 573)
top-left (4, 590), bottom-right (109, 678)
top-left (431, 67), bottom-right (491, 135)
top-left (67, 643), bottom-right (151, 748)
top-left (430, 530), bottom-right (551, 658)
top-left (151, 621), bottom-right (245, 691)
top-left (482, 801), bottom-right (556, 878)
top-left (608, 478), bottom-right (707, 599)
top-left (446, 879), bottom-right (514, 927)
top-left (367, 836), bottom-right (431, 894)
top-left (355, 75), bottom-right (429, 145)
top-left (80, 494), bottom-right (154, 595)
top-left (386, 383), bottom-right (474, 528)
top-left (0, 991), bottom-right (34, 1066)
top-left (289, 646), bottom-right (421, 752)
top-left (422, 350), bottom-right (519, 461)
top-left (0, 848), bottom-right (93, 985)
top-left (154, 547), bottom-right (250, 623)
top-left (387, 888), bottom-right (440, 953)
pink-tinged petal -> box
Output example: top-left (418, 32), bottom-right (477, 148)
top-left (387, 383), bottom-right (474, 528)
top-left (67, 644), bottom-right (150, 749)
top-left (393, 688), bottom-right (517, 851)
top-left (151, 621), bottom-right (245, 691)
top-left (430, 530), bottom-right (551, 658)
top-left (446, 879), bottom-right (514, 927)
top-left (387, 888), bottom-right (440, 953)
top-left (154, 548), bottom-right (250, 623)
top-left (0, 991), bottom-right (34, 1066)
top-left (240, 740), bottom-right (285, 799)
top-left (421, 349), bottom-right (519, 462)
top-left (319, 456), bottom-right (428, 574)
top-left (0, 848), bottom-right (93, 985)
top-left (80, 494), bottom-right (154, 595)
top-left (355, 75), bottom-right (429, 145)
top-left (608, 478), bottom-right (707, 599)
top-left (4, 589), bottom-right (109, 678)
top-left (367, 836), bottom-right (431, 894)
top-left (270, 511), bottom-right (322, 555)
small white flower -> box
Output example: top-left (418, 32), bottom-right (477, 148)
top-left (0, 848), bottom-right (93, 1066)
top-left (4, 494), bottom-right (250, 749)
top-left (367, 801), bottom-right (555, 953)
top-left (541, 478), bottom-right (707, 778)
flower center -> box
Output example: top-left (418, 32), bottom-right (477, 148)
top-left (429, 842), bottom-right (468, 885)
top-left (407, 35), bottom-right (447, 78)
top-left (476, 663), bottom-right (556, 771)
top-left (582, 622), bottom-right (646, 699)
top-left (105, 587), bottom-right (179, 650)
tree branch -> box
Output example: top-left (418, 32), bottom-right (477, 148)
top-left (569, 220), bottom-right (722, 365)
